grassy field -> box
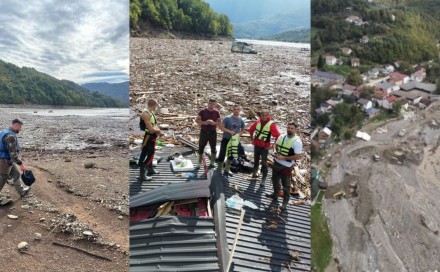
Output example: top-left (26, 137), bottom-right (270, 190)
top-left (311, 190), bottom-right (333, 272)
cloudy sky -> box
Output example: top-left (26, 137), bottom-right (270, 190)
top-left (0, 1), bottom-right (128, 84)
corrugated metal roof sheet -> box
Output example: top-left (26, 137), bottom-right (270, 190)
top-left (130, 216), bottom-right (219, 272)
top-left (129, 147), bottom-right (208, 195)
top-left (222, 170), bottom-right (311, 271)
top-left (130, 179), bottom-right (210, 208)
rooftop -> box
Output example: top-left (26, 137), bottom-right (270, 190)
top-left (129, 145), bottom-right (311, 271)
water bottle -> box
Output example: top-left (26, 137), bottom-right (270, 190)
top-left (182, 173), bottom-right (196, 178)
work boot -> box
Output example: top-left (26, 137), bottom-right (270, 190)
top-left (260, 173), bottom-right (267, 187)
top-left (270, 192), bottom-right (279, 206)
top-left (280, 199), bottom-right (289, 210)
top-left (209, 153), bottom-right (216, 168)
top-left (195, 153), bottom-right (202, 169)
top-left (280, 193), bottom-right (290, 210)
top-left (20, 187), bottom-right (31, 198)
top-left (223, 159), bottom-right (233, 176)
top-left (251, 170), bottom-right (258, 179)
top-left (138, 166), bottom-right (152, 181)
top-left (217, 162), bottom-right (224, 173)
top-left (13, 179), bottom-right (30, 198)
top-left (0, 198), bottom-right (12, 206)
top-left (147, 164), bottom-right (160, 176)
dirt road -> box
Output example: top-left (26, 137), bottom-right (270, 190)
top-left (322, 103), bottom-right (440, 272)
top-left (0, 109), bottom-right (129, 272)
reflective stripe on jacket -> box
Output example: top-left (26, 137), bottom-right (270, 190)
top-left (275, 134), bottom-right (300, 161)
top-left (254, 121), bottom-right (273, 142)
top-left (226, 134), bottom-right (240, 158)
top-left (143, 109), bottom-right (157, 133)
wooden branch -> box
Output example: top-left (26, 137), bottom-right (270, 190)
top-left (226, 209), bottom-right (246, 272)
top-left (52, 241), bottom-right (112, 261)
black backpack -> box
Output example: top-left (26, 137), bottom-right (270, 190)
top-left (139, 115), bottom-right (146, 131)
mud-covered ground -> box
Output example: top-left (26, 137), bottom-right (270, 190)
top-left (321, 103), bottom-right (440, 272)
top-left (0, 107), bottom-right (129, 272)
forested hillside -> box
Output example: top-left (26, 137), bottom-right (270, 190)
top-left (312, 0), bottom-right (440, 65)
top-left (261, 29), bottom-right (310, 43)
top-left (0, 60), bottom-right (124, 107)
top-left (81, 82), bottom-right (129, 106)
top-left (130, 0), bottom-right (232, 36)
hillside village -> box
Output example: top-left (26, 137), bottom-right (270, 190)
top-left (311, 3), bottom-right (440, 151)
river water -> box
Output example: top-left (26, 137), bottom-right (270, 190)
top-left (0, 107), bottom-right (129, 150)
top-left (236, 39), bottom-right (310, 49)
top-left (0, 107), bottom-right (129, 119)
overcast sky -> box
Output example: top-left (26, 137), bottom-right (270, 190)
top-left (0, 1), bottom-right (128, 84)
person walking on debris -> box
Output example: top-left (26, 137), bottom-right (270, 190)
top-left (269, 122), bottom-right (302, 210)
top-left (195, 98), bottom-right (221, 169)
top-left (217, 104), bottom-right (245, 176)
top-left (248, 109), bottom-right (280, 187)
top-left (138, 99), bottom-right (161, 181)
top-left (0, 119), bottom-right (31, 206)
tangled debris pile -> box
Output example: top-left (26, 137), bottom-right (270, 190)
top-left (130, 38), bottom-right (311, 199)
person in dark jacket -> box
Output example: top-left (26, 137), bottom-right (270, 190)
top-left (0, 119), bottom-right (31, 205)
top-left (138, 99), bottom-right (161, 181)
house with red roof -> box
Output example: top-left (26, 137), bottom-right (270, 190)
top-left (383, 95), bottom-right (397, 110)
top-left (388, 72), bottom-right (410, 86)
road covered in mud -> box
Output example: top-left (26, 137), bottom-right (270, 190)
top-left (322, 102), bottom-right (440, 272)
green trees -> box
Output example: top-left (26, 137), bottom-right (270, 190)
top-left (317, 55), bottom-right (324, 69)
top-left (312, 0), bottom-right (440, 65)
top-left (346, 69), bottom-right (363, 86)
top-left (130, 0), bottom-right (232, 36)
top-left (0, 60), bottom-right (123, 107)
top-left (392, 101), bottom-right (402, 115)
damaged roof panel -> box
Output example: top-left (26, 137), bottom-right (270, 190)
top-left (130, 216), bottom-right (219, 272)
top-left (130, 179), bottom-right (210, 208)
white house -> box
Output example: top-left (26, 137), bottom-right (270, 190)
top-left (326, 55), bottom-right (337, 66)
top-left (376, 81), bottom-right (399, 95)
top-left (383, 95), bottom-right (397, 110)
top-left (318, 127), bottom-right (332, 143)
top-left (410, 68), bottom-right (426, 82)
top-left (369, 68), bottom-right (379, 79)
top-left (346, 16), bottom-right (363, 26)
top-left (358, 98), bottom-right (373, 110)
top-left (341, 47), bottom-right (352, 55)
top-left (351, 58), bottom-right (360, 67)
top-left (360, 35), bottom-right (369, 44)
top-left (385, 64), bottom-right (395, 73)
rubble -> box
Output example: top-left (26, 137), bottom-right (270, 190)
top-left (323, 102), bottom-right (440, 271)
top-left (17, 242), bottom-right (28, 251)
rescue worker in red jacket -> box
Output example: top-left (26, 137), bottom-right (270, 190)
top-left (248, 109), bottom-right (281, 187)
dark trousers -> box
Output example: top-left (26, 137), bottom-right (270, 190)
top-left (198, 130), bottom-right (217, 155)
top-left (253, 146), bottom-right (269, 175)
top-left (0, 160), bottom-right (22, 195)
top-left (217, 138), bottom-right (230, 163)
top-left (272, 168), bottom-right (291, 202)
top-left (138, 133), bottom-right (156, 167)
